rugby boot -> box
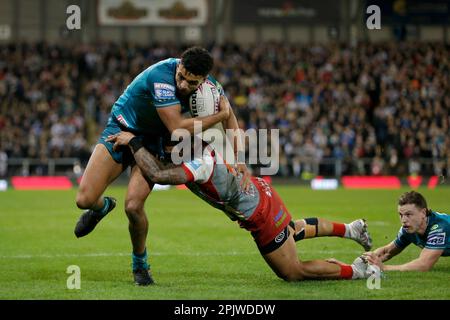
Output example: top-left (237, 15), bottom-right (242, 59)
top-left (74, 197), bottom-right (116, 238)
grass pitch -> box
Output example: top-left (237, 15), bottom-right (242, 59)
top-left (0, 186), bottom-right (449, 300)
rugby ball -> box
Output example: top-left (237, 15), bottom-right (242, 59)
top-left (189, 80), bottom-right (229, 154)
top-left (189, 80), bottom-right (220, 117)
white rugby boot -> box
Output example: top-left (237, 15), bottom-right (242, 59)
top-left (347, 219), bottom-right (373, 251)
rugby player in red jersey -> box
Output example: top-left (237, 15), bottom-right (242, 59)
top-left (106, 131), bottom-right (373, 281)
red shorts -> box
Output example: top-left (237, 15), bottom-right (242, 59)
top-left (239, 177), bottom-right (292, 254)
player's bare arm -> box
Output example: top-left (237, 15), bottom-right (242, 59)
top-left (156, 97), bottom-right (230, 135)
top-left (371, 241), bottom-right (404, 262)
top-left (364, 247), bottom-right (443, 272)
top-left (107, 132), bottom-right (189, 185)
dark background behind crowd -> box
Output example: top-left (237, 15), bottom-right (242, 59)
top-left (0, 41), bottom-right (449, 178)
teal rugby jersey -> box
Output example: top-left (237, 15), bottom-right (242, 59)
top-left (394, 211), bottom-right (450, 256)
top-left (111, 58), bottom-right (225, 136)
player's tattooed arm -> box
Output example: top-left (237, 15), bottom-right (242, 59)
top-left (106, 132), bottom-right (189, 185)
top-left (132, 148), bottom-right (188, 185)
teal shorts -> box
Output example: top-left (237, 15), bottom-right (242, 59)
top-left (98, 116), bottom-right (163, 166)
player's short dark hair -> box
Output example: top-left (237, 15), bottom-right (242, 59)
top-left (180, 46), bottom-right (213, 77)
top-left (398, 191), bottom-right (431, 216)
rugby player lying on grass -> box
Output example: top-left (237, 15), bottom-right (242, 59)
top-left (106, 131), bottom-right (374, 281)
top-left (362, 191), bottom-right (449, 272)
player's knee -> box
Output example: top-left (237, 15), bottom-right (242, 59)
top-left (75, 192), bottom-right (96, 209)
top-left (125, 199), bottom-right (145, 219)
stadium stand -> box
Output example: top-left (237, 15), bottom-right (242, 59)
top-left (0, 41), bottom-right (449, 177)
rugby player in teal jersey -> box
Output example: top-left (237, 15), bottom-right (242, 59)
top-left (363, 191), bottom-right (449, 272)
top-left (74, 47), bottom-right (250, 285)
top-left (106, 131), bottom-right (375, 282)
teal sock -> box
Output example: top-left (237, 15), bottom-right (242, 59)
top-left (95, 197), bottom-right (110, 216)
top-left (132, 248), bottom-right (150, 271)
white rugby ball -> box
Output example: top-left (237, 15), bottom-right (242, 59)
top-left (189, 80), bottom-right (228, 153)
top-left (189, 80), bottom-right (220, 117)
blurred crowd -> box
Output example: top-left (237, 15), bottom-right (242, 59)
top-left (0, 42), bottom-right (88, 176)
top-left (0, 41), bottom-right (449, 177)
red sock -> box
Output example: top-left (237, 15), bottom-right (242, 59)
top-left (332, 222), bottom-right (346, 237)
top-left (340, 265), bottom-right (353, 279)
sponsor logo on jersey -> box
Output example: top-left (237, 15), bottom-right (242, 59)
top-left (116, 114), bottom-right (129, 127)
top-left (431, 224), bottom-right (439, 231)
top-left (154, 83), bottom-right (175, 91)
top-left (429, 228), bottom-right (443, 234)
top-left (274, 207), bottom-right (287, 228)
top-left (274, 208), bottom-right (284, 222)
top-left (154, 83), bottom-right (175, 99)
top-left (427, 232), bottom-right (446, 246)
top-left (274, 230), bottom-right (286, 243)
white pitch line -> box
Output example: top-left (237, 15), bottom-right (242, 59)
top-left (0, 249), bottom-right (363, 259)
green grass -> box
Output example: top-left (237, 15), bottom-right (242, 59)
top-left (0, 186), bottom-right (449, 300)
